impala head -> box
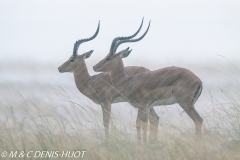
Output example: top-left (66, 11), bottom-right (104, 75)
top-left (58, 21), bottom-right (100, 73)
top-left (58, 50), bottom-right (94, 73)
top-left (93, 19), bottom-right (150, 73)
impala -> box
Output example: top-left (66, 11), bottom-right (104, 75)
top-left (93, 20), bottom-right (203, 144)
top-left (58, 21), bottom-right (159, 139)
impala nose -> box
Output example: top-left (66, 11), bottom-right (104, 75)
top-left (58, 67), bottom-right (63, 73)
top-left (93, 66), bottom-right (97, 72)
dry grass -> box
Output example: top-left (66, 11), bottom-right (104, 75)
top-left (1, 58), bottom-right (240, 159)
top-left (0, 82), bottom-right (240, 160)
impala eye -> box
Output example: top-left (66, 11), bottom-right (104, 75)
top-left (105, 57), bottom-right (111, 61)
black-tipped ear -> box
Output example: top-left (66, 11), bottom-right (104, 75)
top-left (122, 49), bottom-right (132, 58)
top-left (83, 50), bottom-right (94, 59)
top-left (120, 48), bottom-right (131, 58)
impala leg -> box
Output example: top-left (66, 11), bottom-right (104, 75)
top-left (190, 107), bottom-right (203, 136)
top-left (180, 103), bottom-right (203, 136)
top-left (101, 101), bottom-right (111, 140)
top-left (139, 107), bottom-right (148, 144)
top-left (148, 107), bottom-right (159, 142)
top-left (136, 109), bottom-right (142, 144)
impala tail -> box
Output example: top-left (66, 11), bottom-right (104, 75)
top-left (192, 85), bottom-right (202, 104)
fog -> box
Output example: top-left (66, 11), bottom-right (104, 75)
top-left (0, 0), bottom-right (239, 64)
top-left (0, 1), bottom-right (240, 131)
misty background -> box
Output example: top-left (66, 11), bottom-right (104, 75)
top-left (0, 1), bottom-right (240, 128)
top-left (1, 1), bottom-right (239, 62)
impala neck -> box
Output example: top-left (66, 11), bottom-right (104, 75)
top-left (109, 59), bottom-right (127, 86)
top-left (73, 61), bottom-right (90, 88)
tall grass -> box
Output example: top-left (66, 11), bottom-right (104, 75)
top-left (0, 82), bottom-right (239, 160)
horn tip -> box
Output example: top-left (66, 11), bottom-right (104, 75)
top-left (148, 20), bottom-right (151, 26)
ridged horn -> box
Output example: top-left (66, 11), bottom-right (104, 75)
top-left (73, 21), bottom-right (100, 56)
top-left (113, 20), bottom-right (150, 54)
top-left (109, 18), bottom-right (144, 55)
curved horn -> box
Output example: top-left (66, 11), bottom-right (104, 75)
top-left (73, 21), bottom-right (100, 56)
top-left (109, 18), bottom-right (144, 55)
top-left (113, 20), bottom-right (151, 54)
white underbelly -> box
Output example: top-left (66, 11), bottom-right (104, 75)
top-left (112, 97), bottom-right (125, 103)
top-left (147, 96), bottom-right (176, 108)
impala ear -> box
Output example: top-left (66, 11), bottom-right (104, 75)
top-left (118, 47), bottom-right (131, 58)
top-left (83, 50), bottom-right (94, 59)
top-left (122, 49), bottom-right (132, 58)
